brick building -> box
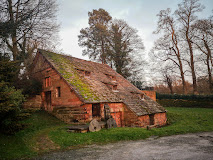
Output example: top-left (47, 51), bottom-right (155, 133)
top-left (30, 49), bottom-right (167, 127)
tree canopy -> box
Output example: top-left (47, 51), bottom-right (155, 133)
top-left (78, 8), bottom-right (145, 80)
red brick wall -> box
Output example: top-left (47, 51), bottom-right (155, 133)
top-left (81, 104), bottom-right (92, 121)
top-left (123, 105), bottom-right (138, 127)
top-left (107, 103), bottom-right (124, 127)
top-left (137, 115), bottom-right (150, 127)
top-left (82, 103), bottom-right (124, 127)
top-left (122, 104), bottom-right (167, 127)
top-left (32, 53), bottom-right (83, 112)
top-left (31, 53), bottom-right (166, 127)
top-left (153, 112), bottom-right (167, 126)
top-left (142, 90), bottom-right (156, 101)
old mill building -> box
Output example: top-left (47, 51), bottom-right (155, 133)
top-left (29, 49), bottom-right (167, 127)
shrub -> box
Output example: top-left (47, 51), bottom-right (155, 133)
top-left (16, 78), bottom-right (42, 96)
top-left (0, 81), bottom-right (26, 134)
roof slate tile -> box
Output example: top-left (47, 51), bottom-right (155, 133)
top-left (39, 49), bottom-right (166, 116)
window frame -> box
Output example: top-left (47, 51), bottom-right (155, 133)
top-left (45, 77), bottom-right (51, 87)
top-left (56, 87), bottom-right (61, 98)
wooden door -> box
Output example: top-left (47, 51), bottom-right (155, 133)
top-left (92, 103), bottom-right (100, 117)
top-left (149, 114), bottom-right (155, 125)
top-left (45, 91), bottom-right (51, 111)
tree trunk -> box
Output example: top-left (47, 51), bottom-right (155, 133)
top-left (204, 40), bottom-right (213, 93)
top-left (186, 32), bottom-right (197, 94)
top-left (171, 29), bottom-right (186, 94)
top-left (176, 49), bottom-right (186, 94)
top-left (166, 76), bottom-right (174, 94)
top-left (8, 0), bottom-right (19, 61)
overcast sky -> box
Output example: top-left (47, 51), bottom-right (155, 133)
top-left (56, 0), bottom-right (212, 60)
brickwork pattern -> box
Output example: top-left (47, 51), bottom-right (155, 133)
top-left (29, 51), bottom-right (167, 127)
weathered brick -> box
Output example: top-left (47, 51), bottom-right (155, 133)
top-left (27, 50), bottom-right (167, 127)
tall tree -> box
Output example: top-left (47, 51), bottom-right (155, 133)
top-left (0, 0), bottom-right (59, 64)
top-left (78, 9), bottom-right (145, 80)
top-left (108, 19), bottom-right (144, 78)
top-left (175, 0), bottom-right (204, 94)
top-left (78, 8), bottom-right (112, 64)
top-left (153, 8), bottom-right (187, 94)
top-left (192, 17), bottom-right (213, 92)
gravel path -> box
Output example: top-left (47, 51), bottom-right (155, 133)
top-left (33, 132), bottom-right (213, 160)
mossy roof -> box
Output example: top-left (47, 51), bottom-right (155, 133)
top-left (38, 49), bottom-right (166, 116)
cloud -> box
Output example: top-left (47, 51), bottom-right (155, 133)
top-left (57, 0), bottom-right (213, 59)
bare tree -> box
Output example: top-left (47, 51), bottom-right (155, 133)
top-left (153, 8), bottom-right (187, 94)
top-left (0, 0), bottom-right (59, 63)
top-left (192, 17), bottom-right (213, 92)
top-left (175, 0), bottom-right (204, 94)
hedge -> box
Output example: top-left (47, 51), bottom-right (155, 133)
top-left (157, 99), bottom-right (213, 108)
top-left (156, 93), bottom-right (213, 100)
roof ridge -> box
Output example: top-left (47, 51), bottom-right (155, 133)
top-left (38, 48), bottom-right (111, 69)
top-left (37, 49), bottom-right (166, 116)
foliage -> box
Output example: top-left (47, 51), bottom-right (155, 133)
top-left (78, 8), bottom-right (145, 79)
top-left (0, 53), bottom-right (19, 84)
top-left (0, 81), bottom-right (26, 134)
top-left (0, 0), bottom-right (59, 59)
top-left (16, 78), bottom-right (42, 96)
top-left (0, 0), bottom-right (59, 84)
top-left (109, 19), bottom-right (145, 79)
top-left (78, 8), bottom-right (112, 64)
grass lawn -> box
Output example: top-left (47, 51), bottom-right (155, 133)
top-left (1, 107), bottom-right (213, 159)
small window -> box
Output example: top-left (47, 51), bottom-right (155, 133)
top-left (56, 87), bottom-right (61, 97)
top-left (85, 71), bottom-right (90, 77)
top-left (45, 77), bottom-right (51, 87)
top-left (111, 76), bottom-right (116, 81)
top-left (113, 85), bottom-right (117, 90)
top-left (77, 69), bottom-right (84, 76)
top-left (112, 85), bottom-right (119, 92)
top-left (140, 94), bottom-right (145, 100)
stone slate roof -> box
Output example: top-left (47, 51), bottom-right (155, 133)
top-left (38, 49), bottom-right (166, 116)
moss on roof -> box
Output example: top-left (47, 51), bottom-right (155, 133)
top-left (38, 49), bottom-right (166, 116)
top-left (42, 50), bottom-right (99, 101)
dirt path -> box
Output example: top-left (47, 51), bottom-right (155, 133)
top-left (33, 129), bottom-right (60, 153)
top-left (33, 132), bottom-right (213, 160)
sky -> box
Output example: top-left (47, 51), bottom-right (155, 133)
top-left (56, 0), bottom-right (213, 60)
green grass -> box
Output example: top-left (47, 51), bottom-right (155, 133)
top-left (49, 107), bottom-right (213, 148)
top-left (1, 107), bottom-right (213, 159)
top-left (0, 110), bottom-right (65, 160)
